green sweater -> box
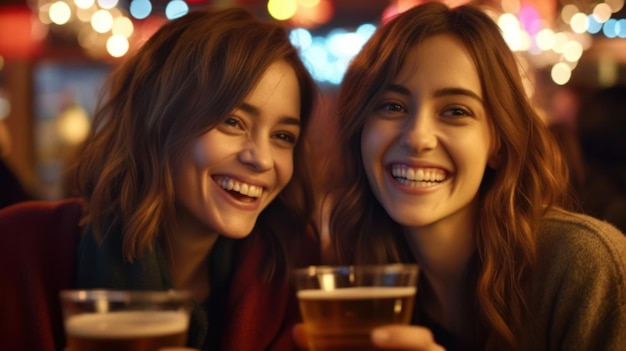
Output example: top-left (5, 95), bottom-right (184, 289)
top-left (523, 209), bottom-right (626, 350)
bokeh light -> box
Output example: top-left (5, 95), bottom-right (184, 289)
top-left (551, 62), bottom-right (572, 85)
top-left (112, 16), bottom-right (134, 38)
top-left (593, 3), bottom-right (612, 23)
top-left (49, 1), bottom-right (72, 25)
top-left (129, 0), bottom-right (152, 20)
top-left (106, 34), bottom-right (129, 57)
top-left (165, 0), bottom-right (188, 20)
top-left (569, 13), bottom-right (588, 34)
top-left (268, 0), bottom-right (297, 20)
top-left (74, 0), bottom-right (95, 9)
top-left (91, 10), bottom-right (113, 33)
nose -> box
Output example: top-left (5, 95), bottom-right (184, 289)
top-left (238, 135), bottom-right (273, 171)
top-left (401, 112), bottom-right (437, 153)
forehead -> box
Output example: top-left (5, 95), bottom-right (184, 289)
top-left (393, 34), bottom-right (482, 97)
top-left (242, 60), bottom-right (301, 117)
top-left (246, 61), bottom-right (297, 99)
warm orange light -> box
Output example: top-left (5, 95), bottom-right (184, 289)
top-left (289, 0), bottom-right (334, 29)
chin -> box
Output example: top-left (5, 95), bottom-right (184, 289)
top-left (222, 233), bottom-right (253, 240)
top-left (389, 213), bottom-right (433, 228)
top-left (220, 225), bottom-right (257, 240)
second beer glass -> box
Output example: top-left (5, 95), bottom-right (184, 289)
top-left (60, 289), bottom-right (191, 351)
top-left (294, 264), bottom-right (419, 351)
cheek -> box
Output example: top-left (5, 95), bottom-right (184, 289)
top-left (361, 122), bottom-right (386, 176)
top-left (190, 143), bottom-right (207, 168)
top-left (190, 136), bottom-right (226, 168)
top-left (173, 143), bottom-right (200, 183)
top-left (360, 133), bottom-right (383, 199)
top-left (276, 150), bottom-right (295, 188)
top-left (451, 133), bottom-right (492, 177)
top-left (172, 152), bottom-right (198, 204)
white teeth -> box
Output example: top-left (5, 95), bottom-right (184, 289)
top-left (218, 177), bottom-right (262, 198)
top-left (416, 169), bottom-right (424, 180)
top-left (406, 168), bottom-right (414, 179)
top-left (391, 165), bottom-right (447, 185)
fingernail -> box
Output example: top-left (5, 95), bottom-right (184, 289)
top-left (371, 329), bottom-right (390, 344)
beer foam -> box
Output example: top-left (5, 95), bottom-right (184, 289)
top-left (65, 311), bottom-right (188, 338)
top-left (297, 286), bottom-right (416, 300)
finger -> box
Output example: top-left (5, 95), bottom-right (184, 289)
top-left (371, 325), bottom-right (446, 351)
top-left (292, 323), bottom-right (309, 349)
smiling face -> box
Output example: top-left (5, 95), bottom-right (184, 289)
top-left (173, 60), bottom-right (302, 239)
top-left (361, 34), bottom-right (497, 232)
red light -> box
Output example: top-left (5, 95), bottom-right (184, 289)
top-left (0, 6), bottom-right (45, 59)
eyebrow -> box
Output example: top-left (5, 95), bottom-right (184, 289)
top-left (386, 84), bottom-right (483, 103)
top-left (238, 102), bottom-right (301, 126)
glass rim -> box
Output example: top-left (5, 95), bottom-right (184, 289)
top-left (294, 263), bottom-right (418, 275)
top-left (59, 289), bottom-right (191, 302)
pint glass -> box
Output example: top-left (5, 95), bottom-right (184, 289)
top-left (60, 289), bottom-right (191, 351)
top-left (294, 264), bottom-right (419, 351)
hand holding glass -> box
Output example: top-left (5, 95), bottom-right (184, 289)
top-left (294, 264), bottom-right (419, 351)
top-left (60, 290), bottom-right (192, 351)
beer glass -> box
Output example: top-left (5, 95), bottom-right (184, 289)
top-left (294, 264), bottom-right (419, 351)
top-left (59, 289), bottom-right (192, 351)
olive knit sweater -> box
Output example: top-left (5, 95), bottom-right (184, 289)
top-left (523, 209), bottom-right (626, 350)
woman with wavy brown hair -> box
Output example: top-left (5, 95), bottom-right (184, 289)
top-left (0, 6), bottom-right (318, 351)
top-left (309, 2), bottom-right (626, 351)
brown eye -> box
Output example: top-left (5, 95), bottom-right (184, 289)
top-left (223, 117), bottom-right (243, 129)
top-left (374, 101), bottom-right (408, 117)
top-left (274, 132), bottom-right (297, 145)
top-left (442, 107), bottom-right (471, 117)
top-left (382, 103), bottom-right (406, 112)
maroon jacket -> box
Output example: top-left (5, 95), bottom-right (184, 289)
top-left (0, 199), bottom-right (319, 350)
top-left (0, 199), bottom-right (81, 351)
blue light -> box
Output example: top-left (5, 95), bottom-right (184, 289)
top-left (290, 28), bottom-right (313, 51)
top-left (587, 15), bottom-right (603, 34)
top-left (618, 19), bottom-right (626, 38)
top-left (602, 18), bottom-right (618, 38)
top-left (165, 0), bottom-right (188, 20)
top-left (129, 0), bottom-right (152, 20)
top-left (293, 25), bottom-right (379, 85)
top-left (301, 41), bottom-right (329, 83)
top-left (356, 23), bottom-right (376, 40)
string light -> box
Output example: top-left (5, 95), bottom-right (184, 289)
top-left (24, 0), bottom-right (626, 85)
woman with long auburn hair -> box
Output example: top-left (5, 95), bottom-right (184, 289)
top-left (0, 6), bottom-right (319, 351)
top-left (297, 2), bottom-right (626, 351)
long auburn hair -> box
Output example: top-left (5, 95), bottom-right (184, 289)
top-left (73, 7), bottom-right (317, 278)
top-left (329, 2), bottom-right (569, 349)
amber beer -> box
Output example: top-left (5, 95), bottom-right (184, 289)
top-left (64, 310), bottom-right (188, 351)
top-left (298, 286), bottom-right (416, 351)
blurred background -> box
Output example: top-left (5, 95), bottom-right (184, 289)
top-left (0, 0), bottom-right (625, 202)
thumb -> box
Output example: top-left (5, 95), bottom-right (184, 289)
top-left (371, 325), bottom-right (446, 351)
top-left (292, 323), bottom-right (309, 349)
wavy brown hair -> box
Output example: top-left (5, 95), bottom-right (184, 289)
top-left (72, 7), bottom-right (317, 278)
top-left (328, 2), bottom-right (569, 349)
